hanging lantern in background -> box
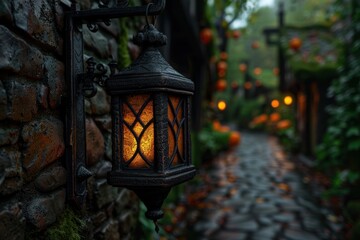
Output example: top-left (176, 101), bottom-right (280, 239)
top-left (289, 37), bottom-right (302, 51)
top-left (217, 100), bottom-right (227, 111)
top-left (200, 28), bottom-right (213, 45)
top-left (233, 30), bottom-right (241, 39)
top-left (216, 79), bottom-right (227, 91)
top-left (220, 52), bottom-right (228, 60)
top-left (271, 99), bottom-right (280, 108)
top-left (251, 41), bottom-right (260, 49)
top-left (284, 95), bottom-right (293, 106)
top-left (239, 63), bottom-right (247, 73)
top-left (254, 67), bottom-right (262, 76)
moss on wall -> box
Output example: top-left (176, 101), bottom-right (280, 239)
top-left (46, 208), bottom-right (85, 240)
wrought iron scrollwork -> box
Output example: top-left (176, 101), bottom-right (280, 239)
top-left (78, 57), bottom-right (117, 98)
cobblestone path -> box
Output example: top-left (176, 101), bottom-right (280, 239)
top-left (182, 132), bottom-right (343, 240)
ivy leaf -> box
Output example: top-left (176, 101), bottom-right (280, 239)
top-left (348, 140), bottom-right (360, 151)
top-left (346, 127), bottom-right (360, 137)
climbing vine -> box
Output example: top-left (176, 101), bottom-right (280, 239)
top-left (316, 1), bottom-right (360, 238)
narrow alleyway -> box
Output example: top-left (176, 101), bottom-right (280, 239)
top-left (180, 132), bottom-right (344, 240)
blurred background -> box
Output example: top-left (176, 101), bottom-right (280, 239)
top-left (133, 0), bottom-right (359, 239)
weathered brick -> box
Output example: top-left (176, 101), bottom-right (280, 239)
top-left (34, 166), bottom-right (66, 192)
top-left (86, 118), bottom-right (105, 166)
top-left (89, 86), bottom-right (110, 115)
top-left (0, 148), bottom-right (22, 196)
top-left (44, 56), bottom-right (65, 109)
top-left (22, 117), bottom-right (65, 178)
top-left (3, 79), bottom-right (38, 122)
top-left (0, 202), bottom-right (25, 240)
top-left (0, 80), bottom-right (8, 120)
top-left (0, 26), bottom-right (44, 80)
top-left (12, 0), bottom-right (62, 53)
top-left (0, 124), bottom-right (20, 146)
top-left (24, 189), bottom-right (65, 230)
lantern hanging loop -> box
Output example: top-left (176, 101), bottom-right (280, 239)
top-left (145, 3), bottom-right (157, 25)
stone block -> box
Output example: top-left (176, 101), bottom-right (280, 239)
top-left (99, 20), bottom-right (120, 37)
top-left (22, 117), bottom-right (65, 178)
top-left (0, 202), bottom-right (25, 240)
top-left (83, 28), bottom-right (111, 59)
top-left (2, 78), bottom-right (38, 122)
top-left (94, 179), bottom-right (117, 209)
top-left (94, 220), bottom-right (120, 240)
top-left (89, 86), bottom-right (110, 115)
top-left (94, 115), bottom-right (112, 133)
top-left (91, 211), bottom-right (107, 228)
top-left (0, 26), bottom-right (44, 80)
top-left (0, 148), bottom-right (23, 196)
top-left (118, 210), bottom-right (138, 236)
top-left (12, 0), bottom-right (62, 53)
top-left (0, 80), bottom-right (6, 120)
top-left (0, 0), bottom-right (13, 24)
top-left (37, 84), bottom-right (49, 109)
top-left (44, 56), bottom-right (65, 109)
top-left (95, 160), bottom-right (112, 179)
top-left (24, 189), bottom-right (66, 230)
top-left (34, 166), bottom-right (66, 192)
top-left (86, 118), bottom-right (105, 166)
top-left (103, 133), bottom-right (112, 160)
top-left (0, 124), bottom-right (20, 146)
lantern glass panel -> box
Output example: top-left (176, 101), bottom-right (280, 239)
top-left (122, 94), bottom-right (154, 169)
top-left (168, 95), bottom-right (185, 167)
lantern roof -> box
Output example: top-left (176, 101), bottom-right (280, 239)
top-left (107, 24), bottom-right (194, 95)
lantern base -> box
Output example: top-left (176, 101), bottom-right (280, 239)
top-left (107, 165), bottom-right (196, 188)
top-left (132, 186), bottom-right (171, 221)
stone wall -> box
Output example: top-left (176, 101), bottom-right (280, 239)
top-left (0, 0), bottom-right (139, 239)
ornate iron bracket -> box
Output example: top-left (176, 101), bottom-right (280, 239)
top-left (65, 0), bottom-right (166, 207)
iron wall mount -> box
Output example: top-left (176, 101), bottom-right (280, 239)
top-left (65, 0), bottom-right (166, 207)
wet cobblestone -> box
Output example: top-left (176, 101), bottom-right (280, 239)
top-left (183, 132), bottom-right (344, 240)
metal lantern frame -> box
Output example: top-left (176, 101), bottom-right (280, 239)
top-left (64, 0), bottom-right (196, 222)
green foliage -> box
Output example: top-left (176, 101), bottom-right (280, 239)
top-left (46, 208), bottom-right (85, 240)
top-left (276, 126), bottom-right (300, 153)
top-left (137, 203), bottom-right (156, 239)
top-left (118, 19), bottom-right (131, 69)
top-left (198, 124), bottom-right (231, 160)
top-left (316, 0), bottom-right (360, 205)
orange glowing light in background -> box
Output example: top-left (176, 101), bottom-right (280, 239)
top-left (284, 96), bottom-right (293, 106)
top-left (271, 99), bottom-right (280, 108)
top-left (217, 100), bottom-right (227, 111)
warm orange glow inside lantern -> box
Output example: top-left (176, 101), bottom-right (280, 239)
top-left (271, 99), bottom-right (280, 108)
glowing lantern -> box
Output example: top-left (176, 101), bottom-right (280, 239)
top-left (289, 37), bottom-right (302, 51)
top-left (253, 67), bottom-right (262, 76)
top-left (216, 79), bottom-right (227, 91)
top-left (284, 96), bottom-right (293, 106)
top-left (217, 100), bottom-right (227, 111)
top-left (200, 28), bottom-right (213, 45)
top-left (239, 64), bottom-right (247, 73)
top-left (271, 99), bottom-right (280, 108)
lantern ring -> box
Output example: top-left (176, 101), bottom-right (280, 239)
top-left (145, 3), bottom-right (157, 26)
